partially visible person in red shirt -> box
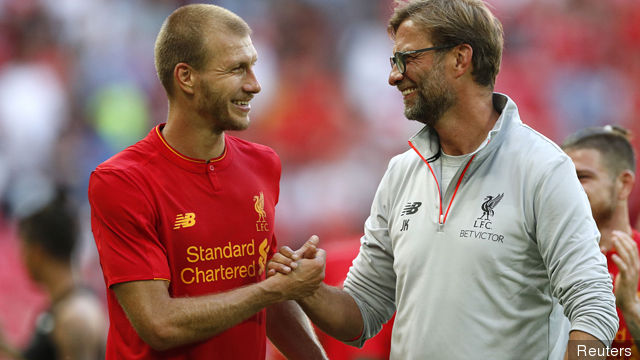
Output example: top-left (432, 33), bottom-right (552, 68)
top-left (88, 4), bottom-right (326, 360)
top-left (563, 125), bottom-right (640, 359)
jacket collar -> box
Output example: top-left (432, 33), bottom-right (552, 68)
top-left (408, 93), bottom-right (520, 162)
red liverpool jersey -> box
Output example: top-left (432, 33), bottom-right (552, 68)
top-left (89, 125), bottom-right (280, 359)
top-left (606, 229), bottom-right (640, 360)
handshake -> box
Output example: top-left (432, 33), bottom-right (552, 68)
top-left (265, 235), bottom-right (326, 301)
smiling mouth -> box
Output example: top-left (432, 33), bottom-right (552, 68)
top-left (402, 88), bottom-right (417, 96)
top-left (232, 100), bottom-right (250, 106)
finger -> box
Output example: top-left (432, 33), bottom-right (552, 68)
top-left (614, 231), bottom-right (640, 269)
top-left (267, 262), bottom-right (292, 274)
top-left (314, 248), bottom-right (327, 264)
top-left (268, 253), bottom-right (296, 272)
top-left (314, 248), bottom-right (327, 277)
top-left (613, 272), bottom-right (622, 289)
top-left (612, 254), bottom-right (629, 278)
top-left (613, 230), bottom-right (636, 250)
top-left (270, 252), bottom-right (295, 266)
top-left (294, 235), bottom-right (320, 260)
top-left (299, 244), bottom-right (317, 260)
top-left (279, 246), bottom-right (296, 259)
top-left (612, 235), bottom-right (634, 272)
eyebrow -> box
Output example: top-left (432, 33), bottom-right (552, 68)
top-left (575, 169), bottom-right (596, 176)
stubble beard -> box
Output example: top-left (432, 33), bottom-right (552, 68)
top-left (404, 59), bottom-right (456, 128)
top-left (591, 184), bottom-right (618, 227)
top-left (198, 82), bottom-right (250, 132)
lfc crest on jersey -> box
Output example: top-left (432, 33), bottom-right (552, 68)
top-left (254, 192), bottom-right (269, 232)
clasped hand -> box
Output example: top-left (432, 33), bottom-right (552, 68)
top-left (267, 235), bottom-right (326, 300)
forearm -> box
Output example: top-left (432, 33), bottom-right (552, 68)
top-left (298, 283), bottom-right (363, 342)
top-left (621, 301), bottom-right (640, 343)
top-left (162, 278), bottom-right (292, 347)
top-left (267, 301), bottom-right (327, 360)
top-left (116, 277), bottom-right (288, 350)
top-left (564, 330), bottom-right (605, 360)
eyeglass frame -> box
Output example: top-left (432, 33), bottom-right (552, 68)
top-left (390, 44), bottom-right (458, 74)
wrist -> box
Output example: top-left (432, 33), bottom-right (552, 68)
top-left (297, 282), bottom-right (325, 307)
top-left (621, 297), bottom-right (640, 317)
top-left (258, 275), bottom-right (288, 303)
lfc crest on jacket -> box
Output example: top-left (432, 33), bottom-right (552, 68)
top-left (459, 193), bottom-right (505, 244)
top-left (474, 193), bottom-right (504, 229)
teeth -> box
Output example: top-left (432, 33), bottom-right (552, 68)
top-left (402, 88), bottom-right (417, 96)
top-left (233, 101), bottom-right (249, 106)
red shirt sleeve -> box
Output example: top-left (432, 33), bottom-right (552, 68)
top-left (89, 169), bottom-right (171, 287)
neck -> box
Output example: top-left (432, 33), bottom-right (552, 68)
top-left (163, 105), bottom-right (226, 160)
top-left (435, 90), bottom-right (498, 156)
top-left (598, 203), bottom-right (632, 252)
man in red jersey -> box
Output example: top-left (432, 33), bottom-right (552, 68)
top-left (88, 4), bottom-right (326, 360)
top-left (563, 125), bottom-right (640, 359)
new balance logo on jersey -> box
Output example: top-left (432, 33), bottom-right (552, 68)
top-left (174, 213), bottom-right (196, 229)
top-left (401, 202), bottom-right (422, 216)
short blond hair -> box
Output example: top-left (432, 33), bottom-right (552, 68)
top-left (389, 0), bottom-right (503, 89)
top-left (154, 4), bottom-right (251, 95)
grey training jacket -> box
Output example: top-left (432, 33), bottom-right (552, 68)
top-left (343, 94), bottom-right (618, 360)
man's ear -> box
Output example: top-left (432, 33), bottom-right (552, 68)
top-left (452, 43), bottom-right (473, 79)
top-left (174, 63), bottom-right (195, 95)
top-left (617, 170), bottom-right (635, 201)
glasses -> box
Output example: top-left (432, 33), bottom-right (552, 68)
top-left (390, 44), bottom-right (457, 74)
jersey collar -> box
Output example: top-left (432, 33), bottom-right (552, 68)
top-left (151, 123), bottom-right (233, 173)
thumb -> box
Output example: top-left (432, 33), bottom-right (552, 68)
top-left (314, 248), bottom-right (327, 266)
top-left (295, 235), bottom-right (320, 259)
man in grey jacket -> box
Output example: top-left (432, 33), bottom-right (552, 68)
top-left (269, 0), bottom-right (618, 359)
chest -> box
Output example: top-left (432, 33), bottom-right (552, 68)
top-left (388, 164), bottom-right (542, 282)
top-left (145, 164), bottom-right (277, 294)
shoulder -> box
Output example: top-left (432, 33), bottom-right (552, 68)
top-left (90, 136), bottom-right (159, 195)
top-left (227, 135), bottom-right (279, 161)
top-left (377, 148), bottom-right (423, 188)
top-left (89, 150), bottom-right (158, 218)
top-left (94, 135), bottom-right (157, 174)
top-left (388, 148), bottom-right (421, 172)
top-left (504, 122), bottom-right (573, 175)
top-left (496, 94), bottom-right (571, 173)
top-left (227, 135), bottom-right (281, 177)
top-left (513, 123), bottom-right (567, 160)
top-left (53, 293), bottom-right (106, 344)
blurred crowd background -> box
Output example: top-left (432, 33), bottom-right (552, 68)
top-left (0, 0), bottom-right (639, 356)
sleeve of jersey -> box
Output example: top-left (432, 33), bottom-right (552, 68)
top-left (343, 160), bottom-right (397, 348)
top-left (535, 157), bottom-right (618, 345)
top-left (88, 169), bottom-right (170, 287)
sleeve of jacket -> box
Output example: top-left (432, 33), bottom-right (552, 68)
top-left (535, 156), bottom-right (618, 345)
top-left (342, 158), bottom-right (398, 347)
